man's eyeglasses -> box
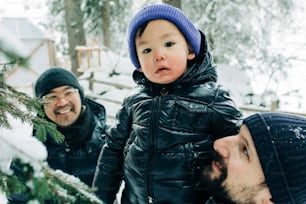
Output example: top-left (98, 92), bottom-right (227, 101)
top-left (42, 88), bottom-right (79, 105)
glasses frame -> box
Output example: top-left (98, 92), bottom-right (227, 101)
top-left (42, 88), bottom-right (79, 105)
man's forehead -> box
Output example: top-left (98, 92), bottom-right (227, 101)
top-left (48, 85), bottom-right (74, 93)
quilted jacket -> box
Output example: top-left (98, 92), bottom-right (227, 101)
top-left (93, 32), bottom-right (242, 204)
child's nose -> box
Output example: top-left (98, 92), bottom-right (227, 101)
top-left (154, 51), bottom-right (165, 62)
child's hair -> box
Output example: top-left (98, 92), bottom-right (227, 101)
top-left (135, 22), bottom-right (149, 39)
top-left (128, 4), bottom-right (201, 70)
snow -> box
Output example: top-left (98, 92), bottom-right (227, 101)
top-left (0, 194), bottom-right (6, 204)
top-left (0, 115), bottom-right (46, 174)
top-left (0, 114), bottom-right (47, 203)
top-left (0, 26), bottom-right (28, 60)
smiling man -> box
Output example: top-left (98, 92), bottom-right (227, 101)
top-left (202, 112), bottom-right (306, 204)
top-left (9, 67), bottom-right (107, 203)
top-left (33, 67), bottom-right (107, 186)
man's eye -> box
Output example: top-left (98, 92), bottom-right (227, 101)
top-left (47, 95), bottom-right (57, 100)
top-left (243, 146), bottom-right (249, 157)
top-left (165, 41), bottom-right (175, 47)
top-left (65, 91), bottom-right (74, 96)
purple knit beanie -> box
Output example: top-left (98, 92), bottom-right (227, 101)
top-left (243, 112), bottom-right (306, 203)
top-left (128, 4), bottom-right (201, 70)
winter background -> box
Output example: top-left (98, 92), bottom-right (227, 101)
top-left (1, 0), bottom-right (306, 203)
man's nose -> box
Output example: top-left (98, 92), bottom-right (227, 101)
top-left (213, 136), bottom-right (235, 158)
top-left (55, 96), bottom-right (69, 105)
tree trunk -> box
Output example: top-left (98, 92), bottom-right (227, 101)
top-left (101, 1), bottom-right (111, 49)
top-left (63, 0), bottom-right (86, 76)
top-left (162, 0), bottom-right (181, 8)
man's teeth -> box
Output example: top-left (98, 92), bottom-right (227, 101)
top-left (57, 109), bottom-right (71, 114)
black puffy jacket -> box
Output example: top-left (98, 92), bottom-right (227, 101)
top-left (43, 98), bottom-right (106, 186)
top-left (93, 32), bottom-right (242, 204)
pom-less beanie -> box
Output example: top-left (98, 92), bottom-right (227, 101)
top-left (128, 4), bottom-right (201, 70)
top-left (243, 112), bottom-right (306, 203)
top-left (34, 67), bottom-right (84, 101)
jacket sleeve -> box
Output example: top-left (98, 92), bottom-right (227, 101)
top-left (92, 103), bottom-right (131, 204)
top-left (210, 87), bottom-right (243, 138)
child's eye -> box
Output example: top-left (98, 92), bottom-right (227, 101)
top-left (143, 48), bottom-right (152, 54)
top-left (165, 41), bottom-right (175, 47)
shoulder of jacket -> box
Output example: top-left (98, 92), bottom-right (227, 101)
top-left (85, 98), bottom-right (106, 120)
top-left (123, 86), bottom-right (150, 104)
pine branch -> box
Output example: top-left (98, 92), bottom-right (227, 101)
top-left (33, 117), bottom-right (64, 143)
top-left (0, 124), bottom-right (102, 203)
top-left (0, 172), bottom-right (25, 194)
top-left (0, 44), bottom-right (29, 69)
top-left (43, 164), bottom-right (104, 204)
top-left (0, 84), bottom-right (65, 143)
top-left (1, 161), bottom-right (104, 204)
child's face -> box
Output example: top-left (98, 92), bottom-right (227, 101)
top-left (135, 19), bottom-right (195, 84)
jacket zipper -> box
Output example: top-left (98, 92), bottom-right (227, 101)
top-left (146, 96), bottom-right (161, 204)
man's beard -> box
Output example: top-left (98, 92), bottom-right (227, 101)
top-left (201, 152), bottom-right (236, 204)
top-left (202, 151), bottom-right (264, 204)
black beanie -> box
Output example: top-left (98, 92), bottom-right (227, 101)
top-left (243, 112), bottom-right (306, 203)
top-left (34, 67), bottom-right (84, 101)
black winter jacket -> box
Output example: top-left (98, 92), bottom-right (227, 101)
top-left (93, 32), bottom-right (242, 204)
top-left (44, 98), bottom-right (106, 186)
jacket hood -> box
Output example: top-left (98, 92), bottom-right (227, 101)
top-left (132, 31), bottom-right (217, 91)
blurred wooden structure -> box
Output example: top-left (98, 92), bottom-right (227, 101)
top-left (76, 46), bottom-right (101, 90)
